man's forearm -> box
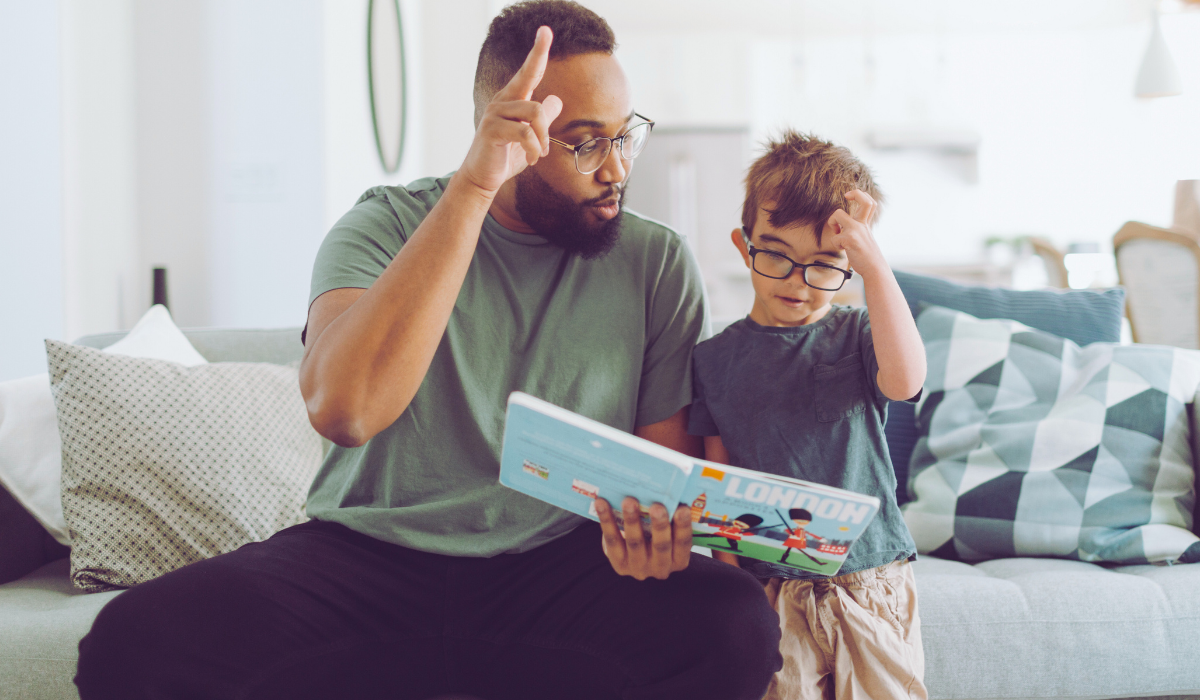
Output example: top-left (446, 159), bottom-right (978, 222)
top-left (300, 173), bottom-right (495, 446)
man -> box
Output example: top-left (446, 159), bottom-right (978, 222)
top-left (74, 3), bottom-right (781, 698)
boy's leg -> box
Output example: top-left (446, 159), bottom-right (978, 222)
top-left (75, 519), bottom-right (455, 700)
top-left (761, 578), bottom-right (834, 700)
top-left (444, 523), bottom-right (782, 700)
top-left (826, 561), bottom-right (927, 700)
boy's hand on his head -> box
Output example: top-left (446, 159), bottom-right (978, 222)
top-left (829, 189), bottom-right (886, 277)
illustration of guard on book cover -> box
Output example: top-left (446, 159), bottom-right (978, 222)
top-left (682, 466), bottom-right (873, 576)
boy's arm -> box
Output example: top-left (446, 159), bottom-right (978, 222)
top-left (636, 407), bottom-right (702, 458)
top-left (702, 436), bottom-right (740, 567)
top-left (829, 190), bottom-right (926, 402)
top-left (703, 435), bottom-right (731, 464)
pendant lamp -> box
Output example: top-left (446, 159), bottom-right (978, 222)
top-left (1135, 7), bottom-right (1183, 98)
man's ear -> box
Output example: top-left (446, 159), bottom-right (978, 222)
top-left (731, 228), bottom-right (751, 269)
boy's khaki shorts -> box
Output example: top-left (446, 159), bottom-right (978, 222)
top-left (762, 560), bottom-right (927, 700)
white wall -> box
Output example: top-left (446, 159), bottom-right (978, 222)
top-left (133, 0), bottom-right (212, 328)
top-left (59, 0), bottom-right (141, 342)
top-left (147, 0), bottom-right (428, 329)
top-left (56, 0), bottom-right (426, 340)
top-left (204, 0), bottom-right (326, 329)
top-left (0, 2), bottom-right (65, 381)
top-left (418, 0), bottom-right (491, 178)
top-left (323, 0), bottom-right (426, 232)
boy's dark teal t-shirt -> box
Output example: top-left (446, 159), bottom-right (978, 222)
top-left (688, 305), bottom-right (917, 579)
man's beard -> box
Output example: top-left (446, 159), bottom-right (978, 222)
top-left (513, 169), bottom-right (624, 260)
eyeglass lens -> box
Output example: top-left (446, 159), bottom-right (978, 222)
top-left (752, 251), bottom-right (846, 291)
top-left (576, 123), bottom-right (652, 173)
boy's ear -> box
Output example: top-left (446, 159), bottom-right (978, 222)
top-left (731, 228), bottom-right (751, 268)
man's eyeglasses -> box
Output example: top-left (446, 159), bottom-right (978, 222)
top-left (747, 246), bottom-right (852, 291)
top-left (548, 113), bottom-right (655, 175)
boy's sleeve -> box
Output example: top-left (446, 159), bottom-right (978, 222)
top-left (634, 234), bottom-right (710, 428)
top-left (687, 361), bottom-right (720, 436)
top-left (858, 308), bottom-right (921, 406)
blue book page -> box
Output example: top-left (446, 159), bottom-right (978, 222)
top-left (681, 462), bottom-right (880, 576)
top-left (499, 395), bottom-right (691, 525)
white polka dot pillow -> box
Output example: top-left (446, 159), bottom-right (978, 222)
top-left (46, 340), bottom-right (323, 592)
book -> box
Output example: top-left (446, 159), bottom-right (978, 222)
top-left (498, 392), bottom-right (880, 576)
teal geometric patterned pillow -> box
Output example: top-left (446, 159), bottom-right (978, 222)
top-left (903, 304), bottom-right (1200, 564)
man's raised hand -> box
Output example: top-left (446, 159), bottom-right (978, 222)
top-left (460, 26), bottom-right (564, 197)
top-left (595, 497), bottom-right (692, 580)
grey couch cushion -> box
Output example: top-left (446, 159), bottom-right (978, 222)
top-left (74, 327), bottom-right (304, 365)
top-left (4, 554), bottom-right (1196, 700)
top-left (0, 559), bottom-right (120, 700)
top-left (913, 556), bottom-right (1200, 700)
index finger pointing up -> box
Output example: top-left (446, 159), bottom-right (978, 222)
top-left (497, 25), bottom-right (554, 102)
top-left (844, 189), bottom-right (877, 225)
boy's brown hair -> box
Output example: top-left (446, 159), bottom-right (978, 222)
top-left (741, 130), bottom-right (883, 244)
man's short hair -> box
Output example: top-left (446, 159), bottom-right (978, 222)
top-left (741, 130), bottom-right (884, 245)
top-left (473, 1), bottom-right (616, 126)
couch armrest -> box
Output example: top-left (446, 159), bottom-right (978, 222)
top-left (0, 482), bottom-right (69, 584)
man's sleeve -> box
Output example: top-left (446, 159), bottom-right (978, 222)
top-left (302, 190), bottom-right (411, 344)
top-left (635, 235), bottom-right (710, 428)
top-left (308, 190), bottom-right (409, 308)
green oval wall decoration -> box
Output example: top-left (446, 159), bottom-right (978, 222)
top-left (367, 0), bottom-right (406, 174)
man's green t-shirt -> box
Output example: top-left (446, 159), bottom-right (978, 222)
top-left (305, 176), bottom-right (708, 556)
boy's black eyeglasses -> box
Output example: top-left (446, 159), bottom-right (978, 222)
top-left (548, 113), bottom-right (655, 175)
top-left (747, 246), bottom-right (852, 291)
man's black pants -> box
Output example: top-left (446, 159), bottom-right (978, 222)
top-left (75, 520), bottom-right (782, 700)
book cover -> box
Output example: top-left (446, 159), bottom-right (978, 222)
top-left (681, 462), bottom-right (878, 576)
top-left (498, 392), bottom-right (693, 529)
top-left (499, 392), bottom-right (879, 576)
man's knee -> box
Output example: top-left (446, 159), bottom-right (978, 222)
top-left (677, 561), bottom-right (782, 700)
top-left (75, 585), bottom-right (174, 699)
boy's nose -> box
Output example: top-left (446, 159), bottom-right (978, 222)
top-left (783, 272), bottom-right (809, 291)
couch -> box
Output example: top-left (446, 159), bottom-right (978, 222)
top-left (2, 326), bottom-right (1199, 700)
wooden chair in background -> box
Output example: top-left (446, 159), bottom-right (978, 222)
top-left (1027, 236), bottom-right (1069, 289)
top-left (1175, 180), bottom-right (1199, 237)
top-left (1113, 221), bottom-right (1200, 349)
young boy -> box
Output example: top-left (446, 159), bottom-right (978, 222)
top-left (688, 131), bottom-right (928, 700)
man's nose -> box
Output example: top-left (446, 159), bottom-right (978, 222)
top-left (594, 143), bottom-right (628, 185)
